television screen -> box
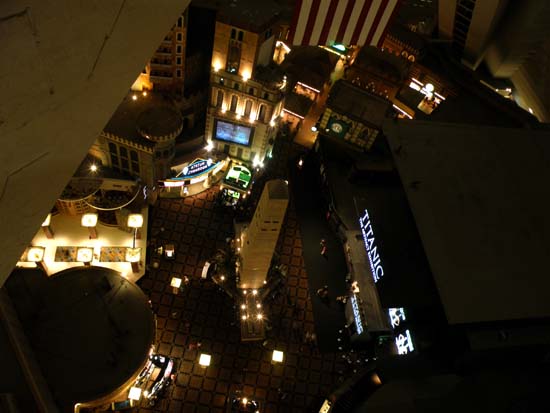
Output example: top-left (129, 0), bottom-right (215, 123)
top-left (214, 120), bottom-right (253, 146)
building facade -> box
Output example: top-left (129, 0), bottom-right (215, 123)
top-left (205, 11), bottom-right (285, 165)
top-left (132, 10), bottom-right (188, 94)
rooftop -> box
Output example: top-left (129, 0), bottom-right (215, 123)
top-left (5, 266), bottom-right (155, 409)
top-left (103, 92), bottom-right (182, 147)
top-left (284, 92), bottom-right (314, 118)
top-left (201, 0), bottom-right (286, 32)
top-left (327, 80), bottom-right (392, 128)
top-left (266, 179), bottom-right (289, 200)
top-left (384, 120), bottom-right (550, 324)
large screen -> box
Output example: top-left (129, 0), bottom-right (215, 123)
top-left (214, 120), bottom-right (253, 146)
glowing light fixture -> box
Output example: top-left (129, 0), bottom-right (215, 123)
top-left (199, 353), bottom-right (211, 367)
top-left (170, 277), bottom-right (182, 288)
top-left (90, 164), bottom-right (98, 172)
top-left (128, 386), bottom-right (142, 401)
top-left (81, 213), bottom-right (98, 228)
top-left (42, 214), bottom-right (51, 227)
top-left (127, 214), bottom-right (144, 228)
top-left (272, 350), bottom-right (284, 363)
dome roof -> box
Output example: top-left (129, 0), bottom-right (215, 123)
top-left (136, 105), bottom-right (183, 141)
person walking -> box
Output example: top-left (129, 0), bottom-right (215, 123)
top-left (320, 239), bottom-right (328, 258)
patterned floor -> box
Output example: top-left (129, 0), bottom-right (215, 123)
top-left (135, 135), bottom-right (349, 412)
top-left (138, 189), bottom-right (350, 412)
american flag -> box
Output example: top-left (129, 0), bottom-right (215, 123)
top-left (288, 0), bottom-right (401, 47)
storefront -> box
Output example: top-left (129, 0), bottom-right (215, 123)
top-left (220, 162), bottom-right (252, 206)
top-left (160, 157), bottom-right (225, 197)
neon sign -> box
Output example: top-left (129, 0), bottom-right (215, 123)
top-left (359, 209), bottom-right (384, 283)
top-left (388, 307), bottom-right (406, 328)
top-left (395, 329), bottom-right (414, 355)
top-left (351, 294), bottom-right (364, 334)
top-left (179, 158), bottom-right (214, 178)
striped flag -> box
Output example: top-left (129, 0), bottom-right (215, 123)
top-left (288, 0), bottom-right (400, 47)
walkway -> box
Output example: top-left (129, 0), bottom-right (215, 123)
top-left (289, 151), bottom-right (349, 353)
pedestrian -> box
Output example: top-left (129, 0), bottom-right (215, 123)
top-left (316, 285), bottom-right (329, 299)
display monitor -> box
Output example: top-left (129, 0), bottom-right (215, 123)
top-left (214, 120), bottom-right (253, 146)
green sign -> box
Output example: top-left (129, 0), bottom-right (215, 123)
top-left (326, 116), bottom-right (350, 138)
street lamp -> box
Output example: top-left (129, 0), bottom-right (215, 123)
top-left (127, 213), bottom-right (143, 247)
top-left (41, 213), bottom-right (54, 239)
top-left (81, 213), bottom-right (98, 239)
top-left (272, 350), bottom-right (284, 363)
top-left (199, 353), bottom-right (211, 367)
top-left (76, 247), bottom-right (94, 266)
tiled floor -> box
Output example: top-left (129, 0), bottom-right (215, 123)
top-left (136, 135), bottom-right (349, 412)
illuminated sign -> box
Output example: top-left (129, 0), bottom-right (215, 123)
top-left (351, 294), bottom-right (364, 334)
top-left (388, 307), bottom-right (406, 328)
top-left (179, 158), bottom-right (214, 178)
top-left (395, 329), bottom-right (414, 355)
top-left (359, 209), bottom-right (384, 283)
top-left (162, 159), bottom-right (218, 187)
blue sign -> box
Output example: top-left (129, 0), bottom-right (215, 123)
top-left (351, 294), bottom-right (363, 334)
top-left (178, 159), bottom-right (216, 179)
top-left (359, 209), bottom-right (384, 283)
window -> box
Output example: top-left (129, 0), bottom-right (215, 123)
top-left (263, 92), bottom-right (269, 100)
top-left (216, 90), bottom-right (224, 107)
top-left (176, 45), bottom-right (182, 54)
top-left (234, 82), bottom-right (240, 90)
top-left (177, 33), bottom-right (183, 41)
top-left (244, 100), bottom-right (252, 116)
top-left (238, 31), bottom-right (244, 41)
top-left (231, 29), bottom-right (236, 39)
top-left (258, 104), bottom-right (266, 121)
top-left (226, 43), bottom-right (241, 73)
top-left (230, 95), bottom-right (238, 112)
top-left (219, 77), bottom-right (225, 85)
top-left (176, 69), bottom-right (182, 78)
top-left (119, 147), bottom-right (128, 159)
top-left (176, 56), bottom-right (182, 65)
top-left (248, 87), bottom-right (255, 95)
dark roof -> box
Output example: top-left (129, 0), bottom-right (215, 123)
top-left (103, 92), bottom-right (181, 148)
top-left (5, 266), bottom-right (155, 409)
top-left (384, 120), bottom-right (550, 324)
top-left (353, 46), bottom-right (410, 82)
top-left (281, 46), bottom-right (338, 90)
top-left (315, 136), bottom-right (437, 312)
top-left (327, 80), bottom-right (392, 127)
top-left (266, 179), bottom-right (289, 200)
top-left (284, 92), bottom-right (314, 117)
top-left (386, 25), bottom-right (427, 53)
top-left (206, 0), bottom-right (285, 32)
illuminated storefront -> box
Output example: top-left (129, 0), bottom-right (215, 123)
top-left (161, 157), bottom-right (225, 197)
top-left (220, 163), bottom-right (252, 205)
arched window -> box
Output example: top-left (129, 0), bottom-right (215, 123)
top-left (230, 95), bottom-right (238, 112)
top-left (258, 104), bottom-right (266, 121)
top-left (244, 100), bottom-right (252, 116)
top-left (216, 90), bottom-right (224, 108)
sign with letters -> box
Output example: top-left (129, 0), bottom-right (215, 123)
top-left (350, 294), bottom-right (364, 334)
top-left (359, 209), bottom-right (384, 283)
top-left (388, 307), bottom-right (406, 328)
top-left (180, 158), bottom-right (215, 178)
top-left (395, 329), bottom-right (414, 355)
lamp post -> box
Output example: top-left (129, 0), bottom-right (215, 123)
top-left (27, 246), bottom-right (48, 274)
top-left (81, 213), bottom-right (98, 239)
top-left (127, 213), bottom-right (144, 246)
top-left (41, 213), bottom-right (54, 239)
top-left (76, 247), bottom-right (94, 266)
